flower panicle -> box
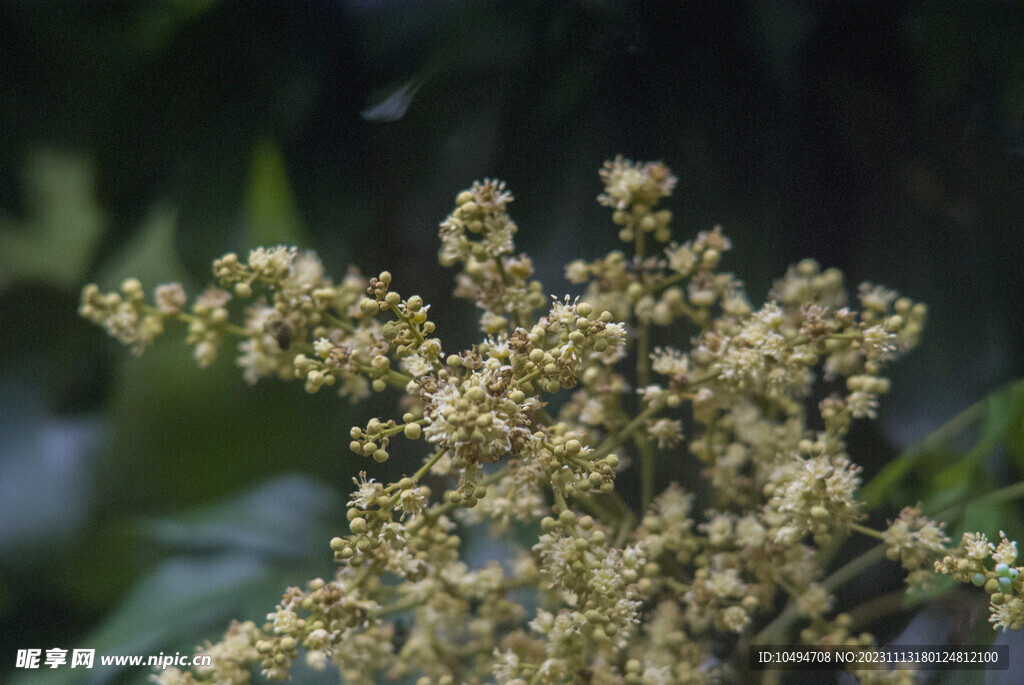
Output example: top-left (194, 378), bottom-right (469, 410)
top-left (75, 159), bottom-right (1023, 685)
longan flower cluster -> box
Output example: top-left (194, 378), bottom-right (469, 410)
top-left (184, 287), bottom-right (233, 367)
top-left (882, 506), bottom-right (949, 588)
top-left (935, 531), bottom-right (1024, 631)
top-left (151, 620), bottom-right (262, 685)
top-left (348, 414), bottom-right (425, 464)
top-left (79, 279), bottom-right (167, 354)
top-left (81, 245), bottom-right (382, 397)
top-left (523, 511), bottom-right (646, 676)
top-left (79, 157), bottom-right (1024, 685)
top-left (506, 297), bottom-right (628, 393)
top-left (420, 363), bottom-right (540, 502)
top-left (439, 179), bottom-right (546, 332)
top-left (636, 484), bottom-right (699, 564)
top-left (359, 271), bottom-right (442, 369)
top-left (325, 468), bottom-right (460, 582)
top-left (259, 578), bottom-right (390, 684)
top-left (537, 423), bottom-right (620, 498)
top-left (764, 449), bottom-right (863, 547)
top-left (598, 155), bottom-right (676, 244)
top-left (213, 247), bottom-right (336, 378)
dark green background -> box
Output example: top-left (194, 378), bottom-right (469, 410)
top-left (1, 2), bottom-right (1022, 683)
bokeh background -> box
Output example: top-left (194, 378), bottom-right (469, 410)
top-left (2, 2), bottom-right (1023, 683)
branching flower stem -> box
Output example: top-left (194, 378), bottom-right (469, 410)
top-left (755, 478), bottom-right (1024, 647)
top-left (77, 159), bottom-right (1022, 685)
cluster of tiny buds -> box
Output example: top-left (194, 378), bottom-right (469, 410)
top-left (79, 279), bottom-right (161, 353)
top-left (439, 180), bottom-right (548, 334)
top-left (541, 511), bottom-right (612, 546)
top-left (598, 156), bottom-right (677, 243)
top-left (544, 429), bottom-right (619, 495)
top-left (611, 204), bottom-right (673, 244)
top-left (328, 480), bottom-right (457, 571)
top-left (186, 288), bottom-right (232, 366)
top-left (360, 271), bottom-right (439, 361)
top-left (212, 252), bottom-right (254, 295)
top-left (438, 179), bottom-right (515, 267)
top-left (349, 413), bottom-right (424, 463)
top-left (971, 560), bottom-right (1021, 597)
top-left (935, 532), bottom-right (1023, 630)
top-left (451, 186), bottom-right (516, 260)
top-left (445, 482), bottom-right (489, 508)
top-left (508, 300), bottom-right (624, 395)
top-left (213, 247), bottom-right (294, 296)
top-left (531, 509), bottom-right (646, 651)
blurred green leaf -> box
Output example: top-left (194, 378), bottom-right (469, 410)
top-left (103, 338), bottom-right (354, 511)
top-left (918, 479), bottom-right (968, 518)
top-left (12, 555), bottom-right (268, 685)
top-left (13, 476), bottom-right (343, 685)
top-left (961, 499), bottom-right (1017, 546)
top-left (902, 573), bottom-right (957, 609)
top-left (861, 380), bottom-right (1024, 511)
top-left (0, 382), bottom-right (100, 557)
top-left (0, 151), bottom-right (105, 293)
top-left (94, 205), bottom-right (189, 293)
top-left (246, 139), bottom-right (310, 248)
top-left (143, 475), bottom-right (344, 558)
top-left (1002, 382), bottom-right (1024, 473)
top-left (931, 381), bottom-right (1020, 492)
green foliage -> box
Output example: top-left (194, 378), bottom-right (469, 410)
top-left (11, 477), bottom-right (344, 685)
top-left (0, 151), bottom-right (105, 292)
top-left (861, 380), bottom-right (1024, 547)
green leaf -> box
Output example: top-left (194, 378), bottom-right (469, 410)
top-left (143, 475), bottom-right (344, 558)
top-left (246, 139), bottom-right (310, 248)
top-left (12, 476), bottom-right (343, 685)
top-left (102, 338), bottom-right (353, 511)
top-left (930, 381), bottom-right (1020, 491)
top-left (1001, 380), bottom-right (1024, 473)
top-left (93, 204), bottom-right (189, 292)
top-left (920, 478), bottom-right (968, 516)
top-left (0, 382), bottom-right (101, 557)
top-left (0, 151), bottom-right (105, 293)
top-left (860, 380), bottom-right (1024, 510)
top-left (962, 499), bottom-right (1014, 543)
top-left (902, 573), bottom-right (957, 608)
top-left (11, 555), bottom-right (268, 685)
